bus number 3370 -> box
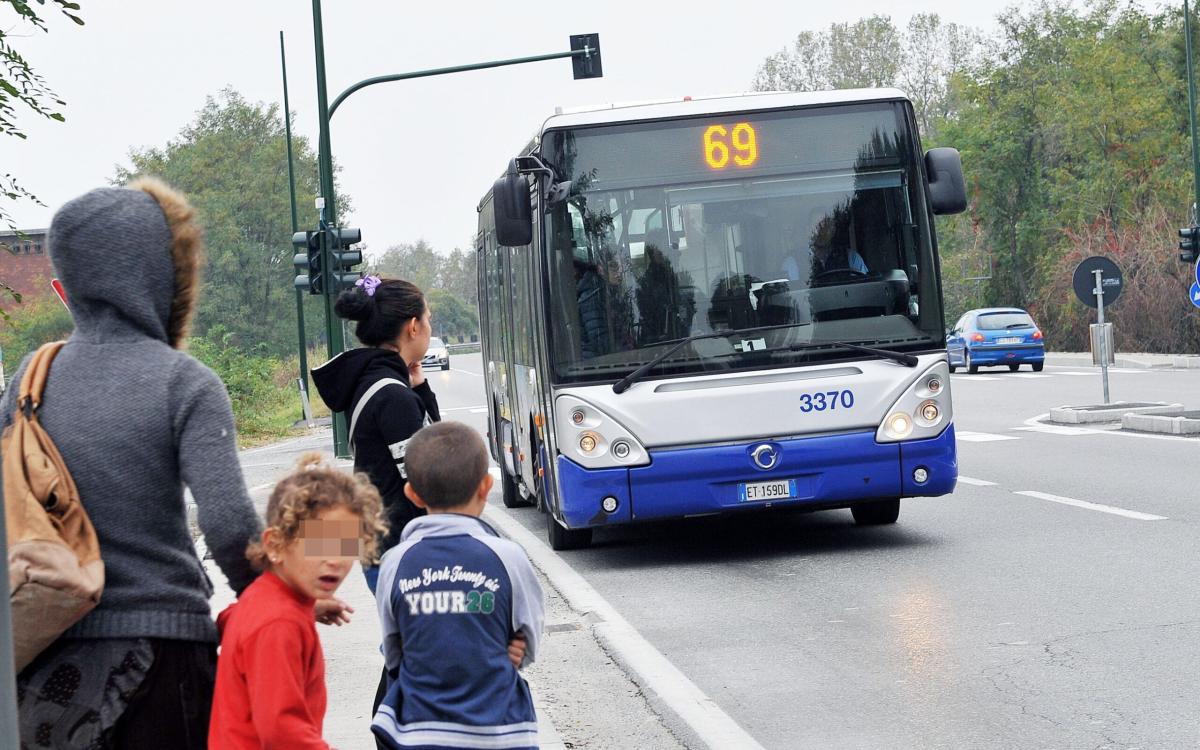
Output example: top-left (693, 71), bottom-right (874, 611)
top-left (799, 389), bottom-right (855, 413)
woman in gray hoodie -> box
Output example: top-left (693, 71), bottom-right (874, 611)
top-left (1, 179), bottom-right (263, 748)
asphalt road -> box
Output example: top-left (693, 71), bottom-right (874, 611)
top-left (417, 353), bottom-right (1200, 749)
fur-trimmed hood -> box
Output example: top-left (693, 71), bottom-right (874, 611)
top-left (48, 178), bottom-right (203, 348)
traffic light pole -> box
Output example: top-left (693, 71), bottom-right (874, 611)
top-left (311, 0), bottom-right (350, 457)
top-left (281, 32), bottom-right (310, 411)
top-left (1186, 1), bottom-right (1200, 216)
top-left (309, 0), bottom-right (600, 458)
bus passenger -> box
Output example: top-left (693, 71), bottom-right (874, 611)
top-left (575, 259), bottom-right (607, 358)
top-left (636, 240), bottom-right (680, 343)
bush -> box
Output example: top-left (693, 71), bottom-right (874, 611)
top-left (189, 327), bottom-right (304, 444)
top-left (0, 296), bottom-right (74, 390)
top-left (1035, 207), bottom-right (1200, 353)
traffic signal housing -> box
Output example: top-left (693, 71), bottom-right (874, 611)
top-left (1179, 225), bottom-right (1199, 264)
top-left (293, 230), bottom-right (323, 294)
top-left (328, 227), bottom-right (363, 290)
top-left (570, 34), bottom-right (602, 80)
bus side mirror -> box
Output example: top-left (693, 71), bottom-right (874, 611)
top-left (925, 148), bottom-right (967, 215)
top-left (494, 165), bottom-right (532, 247)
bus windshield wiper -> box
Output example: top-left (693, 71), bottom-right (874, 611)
top-left (612, 323), bottom-right (798, 394)
top-left (612, 327), bottom-right (920, 394)
top-left (801, 340), bottom-right (919, 368)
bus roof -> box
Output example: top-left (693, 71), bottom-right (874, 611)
top-left (541, 88), bottom-right (910, 131)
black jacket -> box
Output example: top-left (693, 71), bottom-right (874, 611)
top-left (311, 347), bottom-right (440, 552)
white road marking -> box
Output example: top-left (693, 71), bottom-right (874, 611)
top-left (451, 368), bottom-right (485, 377)
top-left (1009, 373), bottom-right (1051, 379)
top-left (440, 404), bottom-right (488, 412)
top-left (1013, 490), bottom-right (1167, 521)
top-left (1056, 372), bottom-right (1095, 376)
top-left (957, 476), bottom-right (998, 486)
top-left (951, 375), bottom-right (1001, 381)
top-left (1013, 424), bottom-right (1099, 436)
top-left (482, 506), bottom-right (768, 750)
top-left (248, 482), bottom-right (274, 494)
top-left (956, 431), bottom-right (1019, 442)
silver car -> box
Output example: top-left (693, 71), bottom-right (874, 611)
top-left (421, 336), bottom-right (450, 370)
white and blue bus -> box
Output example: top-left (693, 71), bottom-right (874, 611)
top-left (477, 89), bottom-right (967, 549)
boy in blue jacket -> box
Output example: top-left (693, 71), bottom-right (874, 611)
top-left (372, 421), bottom-right (545, 750)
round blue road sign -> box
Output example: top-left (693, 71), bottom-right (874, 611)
top-left (1191, 281), bottom-right (1200, 309)
top-left (1195, 257), bottom-right (1200, 287)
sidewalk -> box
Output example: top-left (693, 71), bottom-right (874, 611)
top-left (202, 513), bottom-right (568, 749)
top-left (1044, 351), bottom-right (1200, 369)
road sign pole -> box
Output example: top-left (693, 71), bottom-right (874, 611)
top-left (1094, 269), bottom-right (1110, 404)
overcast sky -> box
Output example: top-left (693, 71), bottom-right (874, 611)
top-left (1, 0), bottom-right (1163, 260)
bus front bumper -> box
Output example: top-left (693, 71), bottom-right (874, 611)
top-left (554, 426), bottom-right (957, 528)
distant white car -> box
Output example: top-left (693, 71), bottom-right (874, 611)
top-left (421, 337), bottom-right (450, 370)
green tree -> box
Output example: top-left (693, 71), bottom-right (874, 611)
top-left (441, 247), bottom-right (478, 310)
top-left (117, 89), bottom-right (344, 355)
top-left (2, 0), bottom-right (84, 315)
top-left (426, 288), bottom-right (478, 341)
top-left (370, 239), bottom-right (441, 292)
top-left (753, 14), bottom-right (979, 139)
top-left (941, 2), bottom-right (1193, 313)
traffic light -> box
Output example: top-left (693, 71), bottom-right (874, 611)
top-left (570, 34), bottom-right (602, 80)
top-left (327, 227), bottom-right (363, 290)
top-left (1179, 226), bottom-right (1199, 264)
top-left (293, 230), bottom-right (323, 294)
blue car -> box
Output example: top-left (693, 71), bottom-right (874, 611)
top-left (946, 308), bottom-right (1045, 373)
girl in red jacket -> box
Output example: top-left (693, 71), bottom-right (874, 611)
top-left (209, 453), bottom-right (386, 749)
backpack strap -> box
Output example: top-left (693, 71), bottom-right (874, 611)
top-left (18, 341), bottom-right (66, 419)
top-left (348, 377), bottom-right (408, 455)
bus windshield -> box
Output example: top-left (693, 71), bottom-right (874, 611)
top-left (540, 102), bottom-right (945, 383)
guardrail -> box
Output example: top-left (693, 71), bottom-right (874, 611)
top-left (447, 342), bottom-right (481, 354)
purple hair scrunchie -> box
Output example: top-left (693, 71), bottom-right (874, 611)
top-left (355, 275), bottom-right (381, 297)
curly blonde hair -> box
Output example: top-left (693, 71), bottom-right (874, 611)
top-left (246, 452), bottom-right (387, 570)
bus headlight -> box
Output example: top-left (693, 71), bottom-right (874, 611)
top-left (885, 412), bottom-right (913, 439)
top-left (876, 360), bottom-right (953, 443)
top-left (555, 394), bottom-right (650, 469)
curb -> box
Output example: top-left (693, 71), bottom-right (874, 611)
top-left (1122, 412), bottom-right (1200, 435)
top-left (1049, 402), bottom-right (1184, 424)
top-left (1045, 353), bottom-right (1200, 370)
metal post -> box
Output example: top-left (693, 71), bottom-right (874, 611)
top-left (311, 0), bottom-right (350, 457)
top-left (281, 32), bottom-right (311, 414)
top-left (304, 15), bottom-right (599, 458)
top-left (0, 481), bottom-right (21, 748)
top-left (1186, 1), bottom-right (1200, 214)
top-left (1094, 269), bottom-right (1110, 404)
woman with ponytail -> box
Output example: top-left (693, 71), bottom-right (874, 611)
top-left (311, 275), bottom-right (440, 593)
